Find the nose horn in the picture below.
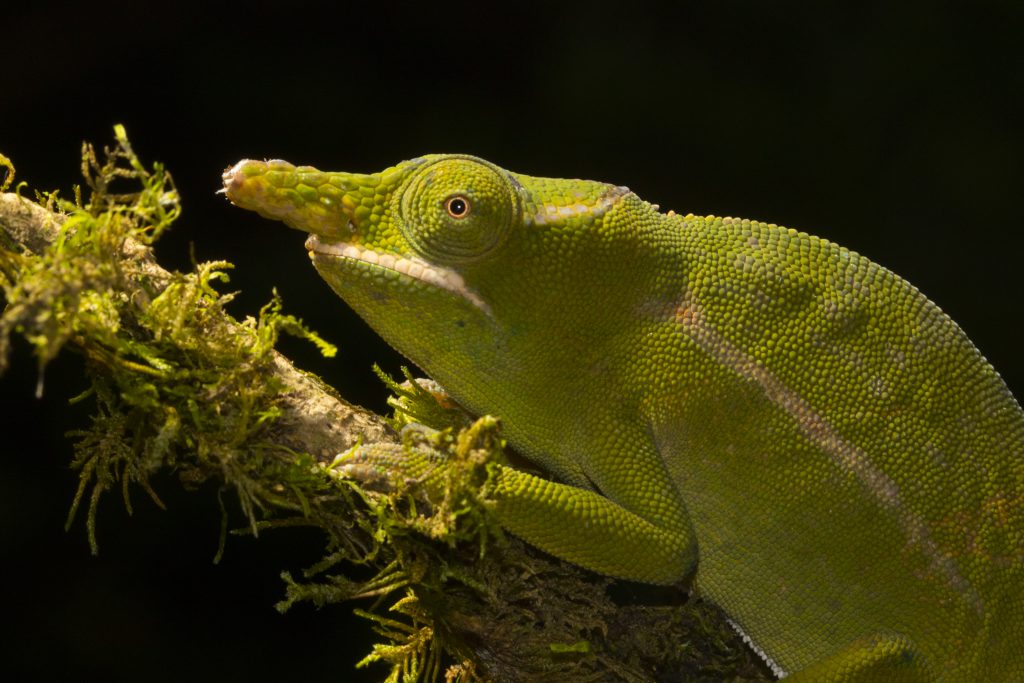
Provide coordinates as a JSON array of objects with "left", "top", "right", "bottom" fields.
[{"left": 222, "top": 159, "right": 373, "bottom": 239}]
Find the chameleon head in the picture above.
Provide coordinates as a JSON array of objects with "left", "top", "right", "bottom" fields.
[
  {"left": 222, "top": 155, "right": 524, "bottom": 316},
  {"left": 223, "top": 154, "right": 651, "bottom": 412}
]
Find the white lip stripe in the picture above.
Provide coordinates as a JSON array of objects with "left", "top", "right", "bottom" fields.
[
  {"left": 675, "top": 298, "right": 983, "bottom": 616},
  {"left": 305, "top": 235, "right": 491, "bottom": 315}
]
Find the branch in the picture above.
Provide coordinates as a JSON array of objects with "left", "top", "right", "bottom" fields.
[{"left": 0, "top": 131, "right": 772, "bottom": 682}]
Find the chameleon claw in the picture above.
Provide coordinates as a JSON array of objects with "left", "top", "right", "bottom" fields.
[
  {"left": 327, "top": 444, "right": 361, "bottom": 470},
  {"left": 334, "top": 461, "right": 400, "bottom": 493}
]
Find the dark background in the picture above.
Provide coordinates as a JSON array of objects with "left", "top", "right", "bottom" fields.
[{"left": 2, "top": 1, "right": 1022, "bottom": 681}]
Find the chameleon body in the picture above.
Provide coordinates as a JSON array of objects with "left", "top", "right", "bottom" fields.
[{"left": 224, "top": 155, "right": 1024, "bottom": 680}]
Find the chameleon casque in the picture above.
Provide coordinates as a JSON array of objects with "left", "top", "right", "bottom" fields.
[{"left": 224, "top": 154, "right": 1024, "bottom": 680}]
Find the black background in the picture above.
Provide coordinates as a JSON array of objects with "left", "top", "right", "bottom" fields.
[{"left": 2, "top": 1, "right": 1022, "bottom": 681}]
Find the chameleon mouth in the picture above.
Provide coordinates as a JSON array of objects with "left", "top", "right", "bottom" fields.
[{"left": 305, "top": 235, "right": 491, "bottom": 314}]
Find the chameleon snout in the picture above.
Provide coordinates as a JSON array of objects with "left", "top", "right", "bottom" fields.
[{"left": 222, "top": 158, "right": 372, "bottom": 241}]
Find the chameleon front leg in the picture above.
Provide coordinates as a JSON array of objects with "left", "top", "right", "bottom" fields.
[
  {"left": 785, "top": 634, "right": 935, "bottom": 682},
  {"left": 492, "top": 465, "right": 697, "bottom": 584},
  {"left": 336, "top": 429, "right": 697, "bottom": 586}
]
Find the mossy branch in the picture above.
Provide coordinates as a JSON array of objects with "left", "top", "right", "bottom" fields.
[{"left": 0, "top": 129, "right": 772, "bottom": 682}]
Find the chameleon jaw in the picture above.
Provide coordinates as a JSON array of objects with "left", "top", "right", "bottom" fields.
[{"left": 305, "top": 235, "right": 491, "bottom": 315}]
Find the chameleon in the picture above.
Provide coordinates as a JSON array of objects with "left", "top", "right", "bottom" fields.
[{"left": 223, "top": 154, "right": 1024, "bottom": 680}]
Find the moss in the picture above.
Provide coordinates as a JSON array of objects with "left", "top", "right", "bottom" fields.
[{"left": 0, "top": 128, "right": 773, "bottom": 682}]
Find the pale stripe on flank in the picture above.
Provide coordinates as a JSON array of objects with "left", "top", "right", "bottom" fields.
[{"left": 674, "top": 298, "right": 983, "bottom": 615}]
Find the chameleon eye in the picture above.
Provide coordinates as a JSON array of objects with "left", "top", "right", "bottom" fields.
[
  {"left": 446, "top": 196, "right": 471, "bottom": 219},
  {"left": 399, "top": 157, "right": 519, "bottom": 265}
]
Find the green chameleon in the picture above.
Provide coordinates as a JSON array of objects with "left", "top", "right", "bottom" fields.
[{"left": 223, "top": 154, "right": 1023, "bottom": 681}]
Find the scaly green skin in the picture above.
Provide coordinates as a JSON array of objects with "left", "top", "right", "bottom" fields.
[{"left": 224, "top": 155, "right": 1024, "bottom": 680}]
